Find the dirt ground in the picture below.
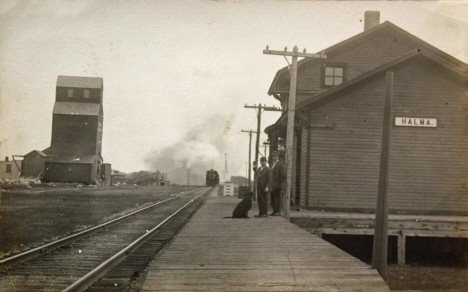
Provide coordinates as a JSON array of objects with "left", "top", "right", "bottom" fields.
[
  {"left": 387, "top": 264, "right": 468, "bottom": 290},
  {"left": 319, "top": 234, "right": 468, "bottom": 290},
  {"left": 0, "top": 185, "right": 197, "bottom": 257}
]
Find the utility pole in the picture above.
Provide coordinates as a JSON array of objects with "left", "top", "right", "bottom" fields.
[
  {"left": 244, "top": 104, "right": 281, "bottom": 166},
  {"left": 244, "top": 104, "right": 281, "bottom": 200},
  {"left": 262, "top": 140, "right": 270, "bottom": 158},
  {"left": 224, "top": 153, "right": 229, "bottom": 183},
  {"left": 245, "top": 162, "right": 248, "bottom": 186},
  {"left": 241, "top": 129, "right": 258, "bottom": 187},
  {"left": 264, "top": 45, "right": 326, "bottom": 221},
  {"left": 187, "top": 167, "right": 191, "bottom": 186},
  {"left": 372, "top": 71, "right": 394, "bottom": 279}
]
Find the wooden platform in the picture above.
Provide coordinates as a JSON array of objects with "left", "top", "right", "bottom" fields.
[
  {"left": 290, "top": 210, "right": 468, "bottom": 265},
  {"left": 142, "top": 189, "right": 390, "bottom": 291}
]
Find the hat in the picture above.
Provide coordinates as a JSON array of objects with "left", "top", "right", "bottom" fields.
[
  {"left": 271, "top": 151, "right": 279, "bottom": 157},
  {"left": 260, "top": 157, "right": 267, "bottom": 162}
]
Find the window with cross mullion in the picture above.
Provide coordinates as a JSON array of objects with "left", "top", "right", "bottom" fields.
[{"left": 322, "top": 63, "right": 347, "bottom": 88}]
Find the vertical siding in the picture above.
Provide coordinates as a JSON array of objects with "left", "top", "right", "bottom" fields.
[
  {"left": 306, "top": 58, "right": 468, "bottom": 214},
  {"left": 22, "top": 156, "right": 45, "bottom": 177}
]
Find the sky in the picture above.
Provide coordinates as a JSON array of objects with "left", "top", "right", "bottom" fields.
[{"left": 1, "top": 0, "right": 467, "bottom": 184}]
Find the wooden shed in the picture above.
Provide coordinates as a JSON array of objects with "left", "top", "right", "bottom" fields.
[
  {"left": 265, "top": 13, "right": 468, "bottom": 216},
  {"left": 21, "top": 150, "right": 52, "bottom": 178}
]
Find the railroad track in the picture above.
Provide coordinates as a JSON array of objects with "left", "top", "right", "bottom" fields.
[{"left": 0, "top": 187, "right": 213, "bottom": 292}]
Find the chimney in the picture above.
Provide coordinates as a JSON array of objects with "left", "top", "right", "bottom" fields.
[
  {"left": 364, "top": 11, "right": 380, "bottom": 31},
  {"left": 5, "top": 156, "right": 9, "bottom": 162}
]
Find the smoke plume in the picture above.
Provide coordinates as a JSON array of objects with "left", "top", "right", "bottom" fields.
[{"left": 144, "top": 115, "right": 234, "bottom": 185}]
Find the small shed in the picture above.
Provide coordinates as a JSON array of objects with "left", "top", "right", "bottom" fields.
[
  {"left": 100, "top": 163, "right": 112, "bottom": 186},
  {"left": 44, "top": 155, "right": 100, "bottom": 184},
  {"left": 22, "top": 150, "right": 49, "bottom": 178}
]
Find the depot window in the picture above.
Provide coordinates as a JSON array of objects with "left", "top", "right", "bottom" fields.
[
  {"left": 322, "top": 63, "right": 347, "bottom": 87},
  {"left": 84, "top": 89, "right": 90, "bottom": 98},
  {"left": 6, "top": 164, "right": 12, "bottom": 173},
  {"left": 67, "top": 89, "right": 74, "bottom": 98}
]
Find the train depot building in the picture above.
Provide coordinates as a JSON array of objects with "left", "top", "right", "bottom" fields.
[
  {"left": 21, "top": 75, "right": 110, "bottom": 185},
  {"left": 265, "top": 12, "right": 468, "bottom": 264}
]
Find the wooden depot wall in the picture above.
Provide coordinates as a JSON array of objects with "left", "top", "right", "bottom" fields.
[{"left": 299, "top": 57, "right": 468, "bottom": 215}]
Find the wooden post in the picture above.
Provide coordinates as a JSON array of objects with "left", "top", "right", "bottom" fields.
[
  {"left": 397, "top": 232, "right": 406, "bottom": 265},
  {"left": 282, "top": 47, "right": 299, "bottom": 221},
  {"left": 264, "top": 46, "right": 326, "bottom": 221},
  {"left": 249, "top": 131, "right": 253, "bottom": 187},
  {"left": 372, "top": 71, "right": 394, "bottom": 279},
  {"left": 241, "top": 130, "right": 257, "bottom": 187},
  {"left": 255, "top": 104, "right": 263, "bottom": 172},
  {"left": 305, "top": 108, "right": 311, "bottom": 208}
]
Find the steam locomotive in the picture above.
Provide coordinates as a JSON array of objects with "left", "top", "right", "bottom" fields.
[{"left": 206, "top": 169, "right": 220, "bottom": 187}]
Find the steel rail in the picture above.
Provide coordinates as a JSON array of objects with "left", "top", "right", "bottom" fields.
[
  {"left": 0, "top": 189, "right": 198, "bottom": 267},
  {"left": 62, "top": 188, "right": 209, "bottom": 292}
]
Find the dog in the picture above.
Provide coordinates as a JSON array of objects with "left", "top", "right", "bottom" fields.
[{"left": 232, "top": 191, "right": 253, "bottom": 218}]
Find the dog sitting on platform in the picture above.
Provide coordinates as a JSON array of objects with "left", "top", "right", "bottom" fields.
[{"left": 232, "top": 191, "right": 253, "bottom": 218}]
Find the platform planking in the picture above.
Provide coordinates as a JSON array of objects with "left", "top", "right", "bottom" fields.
[{"left": 142, "top": 189, "right": 390, "bottom": 291}]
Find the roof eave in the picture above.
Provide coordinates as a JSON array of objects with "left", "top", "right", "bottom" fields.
[
  {"left": 296, "top": 48, "right": 467, "bottom": 111},
  {"left": 267, "top": 22, "right": 395, "bottom": 96},
  {"left": 265, "top": 112, "right": 287, "bottom": 133},
  {"left": 267, "top": 20, "right": 468, "bottom": 99}
]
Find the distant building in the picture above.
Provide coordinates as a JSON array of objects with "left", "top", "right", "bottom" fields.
[
  {"left": 231, "top": 176, "right": 250, "bottom": 186},
  {"left": 132, "top": 171, "right": 167, "bottom": 186},
  {"left": 111, "top": 170, "right": 132, "bottom": 185},
  {"left": 22, "top": 75, "right": 107, "bottom": 184},
  {"left": 1, "top": 156, "right": 22, "bottom": 180}
]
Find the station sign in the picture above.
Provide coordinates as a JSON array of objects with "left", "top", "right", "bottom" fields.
[{"left": 395, "top": 117, "right": 437, "bottom": 128}]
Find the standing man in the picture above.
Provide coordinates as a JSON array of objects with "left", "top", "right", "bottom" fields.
[
  {"left": 270, "top": 151, "right": 285, "bottom": 216},
  {"left": 255, "top": 157, "right": 271, "bottom": 218}
]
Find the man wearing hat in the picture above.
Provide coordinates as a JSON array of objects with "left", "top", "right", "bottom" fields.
[
  {"left": 255, "top": 156, "right": 271, "bottom": 217},
  {"left": 270, "top": 151, "right": 285, "bottom": 216}
]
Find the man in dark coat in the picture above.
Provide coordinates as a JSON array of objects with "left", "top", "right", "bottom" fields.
[
  {"left": 255, "top": 157, "right": 271, "bottom": 217},
  {"left": 270, "top": 151, "right": 285, "bottom": 216}
]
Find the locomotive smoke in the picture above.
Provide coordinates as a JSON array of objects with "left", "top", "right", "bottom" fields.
[{"left": 145, "top": 115, "right": 233, "bottom": 184}]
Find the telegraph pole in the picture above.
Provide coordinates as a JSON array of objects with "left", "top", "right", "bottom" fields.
[
  {"left": 244, "top": 104, "right": 281, "bottom": 200},
  {"left": 264, "top": 45, "right": 326, "bottom": 221},
  {"left": 224, "top": 153, "right": 229, "bottom": 183},
  {"left": 245, "top": 162, "right": 248, "bottom": 186},
  {"left": 241, "top": 129, "right": 258, "bottom": 187},
  {"left": 262, "top": 140, "right": 270, "bottom": 158},
  {"left": 244, "top": 104, "right": 281, "bottom": 166}
]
